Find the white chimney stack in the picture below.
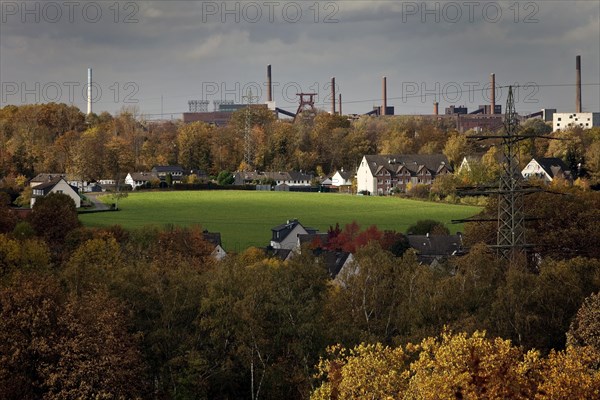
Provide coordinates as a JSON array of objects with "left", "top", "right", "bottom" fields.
[{"left": 87, "top": 68, "right": 92, "bottom": 115}]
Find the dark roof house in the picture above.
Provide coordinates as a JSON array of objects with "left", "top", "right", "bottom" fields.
[
  {"left": 407, "top": 233, "right": 464, "bottom": 266},
  {"left": 522, "top": 157, "right": 571, "bottom": 183}
]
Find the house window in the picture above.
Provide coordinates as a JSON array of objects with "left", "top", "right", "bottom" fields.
[
  {"left": 56, "top": 190, "right": 63, "bottom": 194},
  {"left": 558, "top": 117, "right": 561, "bottom": 121}
]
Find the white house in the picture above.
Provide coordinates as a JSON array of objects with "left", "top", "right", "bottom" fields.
[
  {"left": 357, "top": 154, "right": 452, "bottom": 195},
  {"left": 125, "top": 172, "right": 157, "bottom": 190},
  {"left": 553, "top": 112, "right": 600, "bottom": 131},
  {"left": 521, "top": 158, "right": 571, "bottom": 183},
  {"left": 30, "top": 177, "right": 81, "bottom": 208},
  {"left": 331, "top": 169, "right": 353, "bottom": 187},
  {"left": 202, "top": 230, "right": 227, "bottom": 261}
]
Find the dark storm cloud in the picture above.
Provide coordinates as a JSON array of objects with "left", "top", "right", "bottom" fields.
[{"left": 1, "top": 1, "right": 598, "bottom": 115}]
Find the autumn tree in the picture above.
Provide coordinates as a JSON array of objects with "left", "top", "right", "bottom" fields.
[
  {"left": 406, "top": 219, "right": 450, "bottom": 235},
  {"left": 443, "top": 132, "right": 471, "bottom": 168},
  {"left": 177, "top": 122, "right": 214, "bottom": 173},
  {"left": 567, "top": 291, "right": 600, "bottom": 351},
  {"left": 311, "top": 343, "right": 410, "bottom": 400},
  {"left": 0, "top": 272, "right": 149, "bottom": 399},
  {"left": 28, "top": 192, "right": 80, "bottom": 244}
]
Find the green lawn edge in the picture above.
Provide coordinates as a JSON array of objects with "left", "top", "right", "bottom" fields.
[{"left": 78, "top": 191, "right": 482, "bottom": 252}]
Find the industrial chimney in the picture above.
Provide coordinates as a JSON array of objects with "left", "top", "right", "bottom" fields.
[
  {"left": 331, "top": 77, "right": 336, "bottom": 114},
  {"left": 87, "top": 68, "right": 92, "bottom": 115},
  {"left": 382, "top": 76, "right": 387, "bottom": 116},
  {"left": 490, "top": 73, "right": 496, "bottom": 115},
  {"left": 576, "top": 55, "right": 582, "bottom": 113},
  {"left": 339, "top": 93, "right": 342, "bottom": 115},
  {"left": 434, "top": 101, "right": 439, "bottom": 115},
  {"left": 267, "top": 64, "right": 273, "bottom": 102}
]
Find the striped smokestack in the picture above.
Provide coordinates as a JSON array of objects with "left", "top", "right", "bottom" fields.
[
  {"left": 267, "top": 64, "right": 273, "bottom": 102},
  {"left": 382, "top": 76, "right": 387, "bottom": 116},
  {"left": 576, "top": 55, "right": 582, "bottom": 113},
  {"left": 490, "top": 73, "right": 496, "bottom": 115},
  {"left": 331, "top": 77, "right": 336, "bottom": 114}
]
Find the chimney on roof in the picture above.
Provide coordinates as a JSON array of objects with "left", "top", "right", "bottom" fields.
[
  {"left": 490, "top": 73, "right": 496, "bottom": 115},
  {"left": 339, "top": 93, "right": 342, "bottom": 115},
  {"left": 267, "top": 64, "right": 273, "bottom": 102},
  {"left": 382, "top": 76, "right": 387, "bottom": 116},
  {"left": 576, "top": 55, "right": 582, "bottom": 113}
]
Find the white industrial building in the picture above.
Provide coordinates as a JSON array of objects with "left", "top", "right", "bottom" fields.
[{"left": 553, "top": 112, "right": 600, "bottom": 131}]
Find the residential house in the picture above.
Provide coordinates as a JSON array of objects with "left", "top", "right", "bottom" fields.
[
  {"left": 314, "top": 249, "right": 354, "bottom": 279},
  {"left": 202, "top": 230, "right": 227, "bottom": 261},
  {"left": 357, "top": 154, "right": 453, "bottom": 195},
  {"left": 233, "top": 171, "right": 265, "bottom": 185},
  {"left": 320, "top": 175, "right": 333, "bottom": 186},
  {"left": 263, "top": 247, "right": 294, "bottom": 262},
  {"left": 233, "top": 171, "right": 313, "bottom": 187},
  {"left": 125, "top": 172, "right": 158, "bottom": 190},
  {"left": 331, "top": 169, "right": 354, "bottom": 193},
  {"left": 407, "top": 233, "right": 464, "bottom": 266},
  {"left": 270, "top": 219, "right": 317, "bottom": 250},
  {"left": 30, "top": 173, "right": 68, "bottom": 187},
  {"left": 521, "top": 158, "right": 571, "bottom": 183},
  {"left": 152, "top": 165, "right": 185, "bottom": 185},
  {"left": 30, "top": 177, "right": 81, "bottom": 208}
]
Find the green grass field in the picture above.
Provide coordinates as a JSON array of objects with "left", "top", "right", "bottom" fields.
[{"left": 79, "top": 191, "right": 481, "bottom": 252}]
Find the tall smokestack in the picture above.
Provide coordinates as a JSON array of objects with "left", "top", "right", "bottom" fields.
[
  {"left": 576, "top": 55, "right": 582, "bottom": 113},
  {"left": 267, "top": 64, "right": 273, "bottom": 102},
  {"left": 331, "top": 77, "right": 336, "bottom": 114},
  {"left": 434, "top": 101, "right": 439, "bottom": 115},
  {"left": 87, "top": 68, "right": 92, "bottom": 115},
  {"left": 490, "top": 73, "right": 496, "bottom": 115},
  {"left": 339, "top": 93, "right": 342, "bottom": 115},
  {"left": 382, "top": 76, "right": 387, "bottom": 116}
]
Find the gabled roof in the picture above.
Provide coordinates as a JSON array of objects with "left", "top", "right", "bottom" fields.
[
  {"left": 271, "top": 219, "right": 305, "bottom": 243},
  {"left": 363, "top": 154, "right": 452, "bottom": 176},
  {"left": 30, "top": 173, "right": 67, "bottom": 183},
  {"left": 202, "top": 231, "right": 222, "bottom": 247},
  {"left": 128, "top": 172, "right": 157, "bottom": 182},
  {"left": 313, "top": 249, "right": 352, "bottom": 278},
  {"left": 32, "top": 177, "right": 79, "bottom": 197},
  {"left": 264, "top": 171, "right": 292, "bottom": 181},
  {"left": 408, "top": 234, "right": 464, "bottom": 264},
  {"left": 264, "top": 247, "right": 292, "bottom": 261},
  {"left": 32, "top": 177, "right": 63, "bottom": 194},
  {"left": 288, "top": 171, "right": 313, "bottom": 181},
  {"left": 534, "top": 158, "right": 570, "bottom": 179},
  {"left": 335, "top": 170, "right": 353, "bottom": 180},
  {"left": 152, "top": 165, "right": 185, "bottom": 174}
]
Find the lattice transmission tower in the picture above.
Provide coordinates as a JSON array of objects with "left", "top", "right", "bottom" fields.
[
  {"left": 457, "top": 86, "right": 548, "bottom": 265},
  {"left": 495, "top": 86, "right": 527, "bottom": 262}
]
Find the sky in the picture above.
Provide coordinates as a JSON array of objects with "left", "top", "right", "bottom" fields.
[{"left": 1, "top": 0, "right": 599, "bottom": 119}]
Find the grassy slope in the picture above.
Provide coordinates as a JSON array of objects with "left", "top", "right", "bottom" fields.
[{"left": 79, "top": 191, "right": 481, "bottom": 252}]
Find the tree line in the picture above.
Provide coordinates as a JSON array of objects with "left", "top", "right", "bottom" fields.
[
  {"left": 1, "top": 189, "right": 600, "bottom": 398},
  {"left": 3, "top": 103, "right": 598, "bottom": 192}
]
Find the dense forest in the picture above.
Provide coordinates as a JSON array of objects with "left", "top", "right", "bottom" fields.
[{"left": 2, "top": 103, "right": 600, "bottom": 398}]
